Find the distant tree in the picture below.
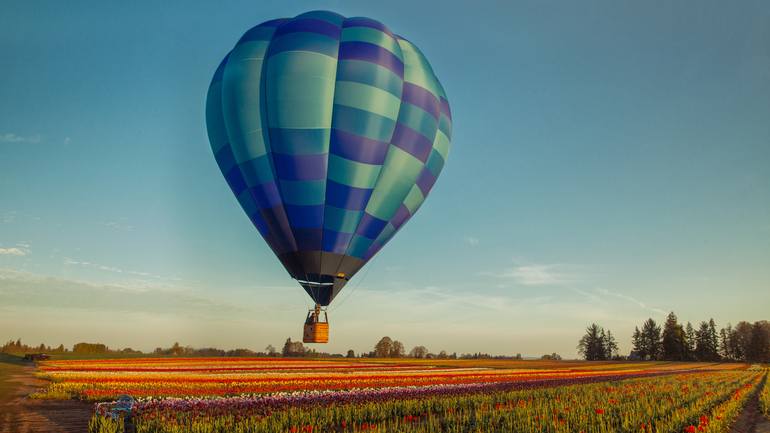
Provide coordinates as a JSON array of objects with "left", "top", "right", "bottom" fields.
[
  {"left": 747, "top": 321, "right": 770, "bottom": 363},
  {"left": 374, "top": 337, "right": 393, "bottom": 358},
  {"left": 390, "top": 340, "right": 405, "bottom": 358},
  {"left": 346, "top": 349, "right": 355, "bottom": 358},
  {"left": 685, "top": 322, "right": 696, "bottom": 360},
  {"left": 662, "top": 312, "right": 687, "bottom": 361},
  {"left": 694, "top": 321, "right": 719, "bottom": 361},
  {"left": 409, "top": 346, "right": 429, "bottom": 359},
  {"left": 719, "top": 324, "right": 733, "bottom": 360},
  {"left": 265, "top": 345, "right": 277, "bottom": 356},
  {"left": 438, "top": 350, "right": 448, "bottom": 359},
  {"left": 732, "top": 321, "right": 754, "bottom": 361},
  {"left": 282, "top": 338, "right": 305, "bottom": 357},
  {"left": 168, "top": 342, "right": 183, "bottom": 356},
  {"left": 227, "top": 348, "right": 256, "bottom": 357},
  {"left": 73, "top": 342, "right": 109, "bottom": 354},
  {"left": 513, "top": 353, "right": 522, "bottom": 360},
  {"left": 604, "top": 330, "right": 619, "bottom": 360},
  {"left": 578, "top": 323, "right": 606, "bottom": 361},
  {"left": 600, "top": 328, "right": 607, "bottom": 358},
  {"left": 630, "top": 327, "right": 643, "bottom": 359},
  {"left": 541, "top": 353, "right": 562, "bottom": 360},
  {"left": 708, "top": 319, "right": 720, "bottom": 360},
  {"left": 640, "top": 319, "right": 662, "bottom": 360}
]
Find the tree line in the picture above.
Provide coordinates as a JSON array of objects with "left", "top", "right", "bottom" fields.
[
  {"left": 361, "top": 337, "right": 560, "bottom": 360},
  {"left": 1, "top": 339, "right": 141, "bottom": 355},
  {"left": 0, "top": 339, "right": 341, "bottom": 358},
  {"left": 2, "top": 336, "right": 562, "bottom": 360},
  {"left": 578, "top": 313, "right": 770, "bottom": 363}
]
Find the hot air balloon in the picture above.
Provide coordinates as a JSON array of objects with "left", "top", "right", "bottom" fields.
[{"left": 206, "top": 10, "right": 451, "bottom": 343}]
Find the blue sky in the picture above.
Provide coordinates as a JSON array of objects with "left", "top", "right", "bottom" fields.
[{"left": 1, "top": 1, "right": 769, "bottom": 358}]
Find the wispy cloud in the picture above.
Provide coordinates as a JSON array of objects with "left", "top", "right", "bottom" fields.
[
  {"left": 0, "top": 247, "right": 27, "bottom": 256},
  {"left": 63, "top": 258, "right": 182, "bottom": 285},
  {"left": 0, "top": 268, "right": 245, "bottom": 317},
  {"left": 1, "top": 211, "right": 17, "bottom": 224},
  {"left": 464, "top": 236, "right": 480, "bottom": 247},
  {"left": 0, "top": 133, "right": 42, "bottom": 144},
  {"left": 594, "top": 287, "right": 668, "bottom": 316},
  {"left": 485, "top": 261, "right": 580, "bottom": 286},
  {"left": 101, "top": 220, "right": 135, "bottom": 231}
]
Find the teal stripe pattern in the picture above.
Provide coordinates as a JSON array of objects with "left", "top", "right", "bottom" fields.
[{"left": 206, "top": 11, "right": 451, "bottom": 306}]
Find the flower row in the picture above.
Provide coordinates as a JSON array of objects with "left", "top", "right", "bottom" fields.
[
  {"left": 35, "top": 366, "right": 686, "bottom": 401},
  {"left": 88, "top": 371, "right": 763, "bottom": 433}
]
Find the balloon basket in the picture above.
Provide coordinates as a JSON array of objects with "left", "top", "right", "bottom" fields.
[{"left": 303, "top": 305, "right": 329, "bottom": 343}]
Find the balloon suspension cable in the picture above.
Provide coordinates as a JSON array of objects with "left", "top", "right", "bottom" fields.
[
  {"left": 328, "top": 253, "right": 378, "bottom": 313},
  {"left": 297, "top": 264, "right": 315, "bottom": 309}
]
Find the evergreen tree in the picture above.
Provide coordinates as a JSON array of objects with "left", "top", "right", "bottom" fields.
[
  {"left": 685, "top": 322, "right": 696, "bottom": 360},
  {"left": 694, "top": 321, "right": 718, "bottom": 361},
  {"left": 708, "top": 319, "right": 720, "bottom": 361},
  {"left": 719, "top": 324, "right": 733, "bottom": 360},
  {"left": 578, "top": 323, "right": 607, "bottom": 361},
  {"left": 631, "top": 327, "right": 643, "bottom": 359},
  {"left": 640, "top": 318, "right": 662, "bottom": 360},
  {"left": 662, "top": 312, "right": 686, "bottom": 361},
  {"left": 604, "top": 330, "right": 619, "bottom": 360},
  {"left": 599, "top": 328, "right": 607, "bottom": 359}
]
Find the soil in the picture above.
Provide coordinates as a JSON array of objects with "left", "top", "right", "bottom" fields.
[
  {"left": 729, "top": 380, "right": 770, "bottom": 433},
  {"left": 0, "top": 361, "right": 91, "bottom": 433}
]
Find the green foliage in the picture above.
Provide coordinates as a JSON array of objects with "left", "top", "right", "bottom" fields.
[
  {"left": 577, "top": 324, "right": 616, "bottom": 360},
  {"left": 662, "top": 312, "right": 688, "bottom": 361},
  {"left": 760, "top": 371, "right": 770, "bottom": 418},
  {"left": 634, "top": 319, "right": 663, "bottom": 360}
]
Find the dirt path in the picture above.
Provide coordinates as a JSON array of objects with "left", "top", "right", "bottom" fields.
[
  {"left": 730, "top": 377, "right": 770, "bottom": 433},
  {"left": 0, "top": 357, "right": 91, "bottom": 433}
]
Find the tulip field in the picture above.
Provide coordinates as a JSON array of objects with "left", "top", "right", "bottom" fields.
[
  {"left": 28, "top": 358, "right": 766, "bottom": 433},
  {"left": 761, "top": 372, "right": 770, "bottom": 417},
  {"left": 33, "top": 358, "right": 730, "bottom": 401}
]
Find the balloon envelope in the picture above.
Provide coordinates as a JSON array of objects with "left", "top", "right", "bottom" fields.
[{"left": 206, "top": 11, "right": 452, "bottom": 306}]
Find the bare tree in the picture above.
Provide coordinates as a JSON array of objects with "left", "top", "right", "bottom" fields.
[
  {"left": 374, "top": 337, "right": 393, "bottom": 358},
  {"left": 390, "top": 340, "right": 405, "bottom": 358},
  {"left": 409, "top": 346, "right": 429, "bottom": 358}
]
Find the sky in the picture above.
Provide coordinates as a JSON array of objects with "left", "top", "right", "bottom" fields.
[{"left": 1, "top": 1, "right": 769, "bottom": 358}]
